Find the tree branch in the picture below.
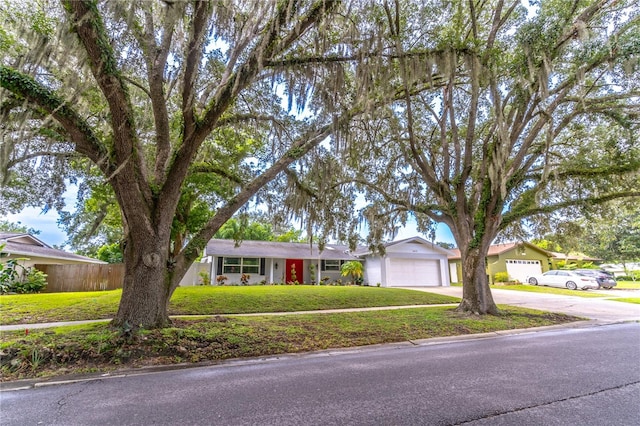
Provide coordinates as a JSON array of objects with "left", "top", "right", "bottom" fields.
[
  {"left": 502, "top": 191, "right": 640, "bottom": 227},
  {"left": 159, "top": 0, "right": 341, "bottom": 240},
  {"left": 189, "top": 163, "right": 245, "bottom": 185},
  {"left": 136, "top": 5, "right": 177, "bottom": 184},
  {"left": 6, "top": 151, "right": 79, "bottom": 169},
  {"left": 181, "top": 0, "right": 210, "bottom": 143},
  {"left": 63, "top": 0, "right": 153, "bottom": 216},
  {"left": 0, "top": 66, "right": 107, "bottom": 167}
]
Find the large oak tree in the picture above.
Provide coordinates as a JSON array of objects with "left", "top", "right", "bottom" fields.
[
  {"left": 0, "top": 0, "right": 371, "bottom": 328},
  {"left": 283, "top": 0, "right": 640, "bottom": 314}
]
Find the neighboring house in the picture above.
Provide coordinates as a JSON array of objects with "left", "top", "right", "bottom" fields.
[
  {"left": 201, "top": 236, "right": 452, "bottom": 287},
  {"left": 448, "top": 242, "right": 553, "bottom": 284},
  {"left": 599, "top": 263, "right": 640, "bottom": 277},
  {"left": 0, "top": 233, "right": 105, "bottom": 268},
  {"left": 548, "top": 252, "right": 601, "bottom": 269}
]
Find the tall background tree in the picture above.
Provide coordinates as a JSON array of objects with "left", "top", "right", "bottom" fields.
[
  {"left": 281, "top": 0, "right": 640, "bottom": 314},
  {"left": 536, "top": 199, "right": 640, "bottom": 268},
  {"left": 0, "top": 219, "right": 41, "bottom": 235}
]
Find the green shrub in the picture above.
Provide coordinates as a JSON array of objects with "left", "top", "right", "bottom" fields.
[
  {"left": 494, "top": 272, "right": 510, "bottom": 283},
  {"left": 617, "top": 271, "right": 640, "bottom": 281},
  {"left": 96, "top": 243, "right": 123, "bottom": 263},
  {"left": 1, "top": 258, "right": 22, "bottom": 293},
  {"left": 0, "top": 262, "right": 47, "bottom": 294},
  {"left": 198, "top": 271, "right": 211, "bottom": 286}
]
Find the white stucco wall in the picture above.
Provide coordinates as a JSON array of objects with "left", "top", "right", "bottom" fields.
[{"left": 364, "top": 256, "right": 382, "bottom": 286}]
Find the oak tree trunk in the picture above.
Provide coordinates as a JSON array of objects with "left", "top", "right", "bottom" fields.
[
  {"left": 112, "top": 231, "right": 178, "bottom": 329},
  {"left": 457, "top": 248, "right": 499, "bottom": 315}
]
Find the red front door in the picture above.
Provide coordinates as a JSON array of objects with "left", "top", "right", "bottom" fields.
[{"left": 285, "top": 259, "right": 304, "bottom": 284}]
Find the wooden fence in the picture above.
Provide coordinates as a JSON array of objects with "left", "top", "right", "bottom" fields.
[
  {"left": 36, "top": 263, "right": 126, "bottom": 292},
  {"left": 35, "top": 262, "right": 211, "bottom": 292}
]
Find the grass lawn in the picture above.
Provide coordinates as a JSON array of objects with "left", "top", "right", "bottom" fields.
[
  {"left": 0, "top": 286, "right": 459, "bottom": 325},
  {"left": 615, "top": 281, "right": 640, "bottom": 290},
  {"left": 609, "top": 298, "right": 640, "bottom": 304},
  {"left": 0, "top": 305, "right": 578, "bottom": 381},
  {"left": 490, "top": 284, "right": 608, "bottom": 297}
]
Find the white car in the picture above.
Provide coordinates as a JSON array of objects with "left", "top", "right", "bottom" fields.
[{"left": 527, "top": 270, "right": 599, "bottom": 290}]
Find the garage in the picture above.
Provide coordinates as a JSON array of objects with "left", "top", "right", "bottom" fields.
[
  {"left": 387, "top": 258, "right": 442, "bottom": 287},
  {"left": 357, "top": 237, "right": 452, "bottom": 287},
  {"left": 506, "top": 259, "right": 542, "bottom": 283}
]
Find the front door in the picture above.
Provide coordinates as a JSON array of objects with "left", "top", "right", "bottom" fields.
[{"left": 285, "top": 259, "right": 304, "bottom": 284}]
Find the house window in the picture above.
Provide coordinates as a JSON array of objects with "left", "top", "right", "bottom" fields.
[
  {"left": 321, "top": 260, "right": 344, "bottom": 271},
  {"left": 222, "top": 257, "right": 260, "bottom": 274}
]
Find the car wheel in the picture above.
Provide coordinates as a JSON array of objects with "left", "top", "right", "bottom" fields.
[
  {"left": 604, "top": 286, "right": 612, "bottom": 290},
  {"left": 528, "top": 278, "right": 538, "bottom": 285},
  {"left": 566, "top": 281, "right": 577, "bottom": 290}
]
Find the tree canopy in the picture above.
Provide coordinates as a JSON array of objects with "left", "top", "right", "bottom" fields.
[
  {"left": 280, "top": 0, "right": 640, "bottom": 313},
  {"left": 536, "top": 199, "right": 640, "bottom": 265},
  {"left": 1, "top": 0, "right": 364, "bottom": 328},
  {"left": 0, "top": 219, "right": 41, "bottom": 235}
]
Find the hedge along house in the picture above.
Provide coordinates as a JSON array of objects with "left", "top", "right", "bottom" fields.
[
  {"left": 448, "top": 242, "right": 553, "bottom": 284},
  {"left": 201, "top": 236, "right": 452, "bottom": 287},
  {"left": 202, "top": 239, "right": 360, "bottom": 285}
]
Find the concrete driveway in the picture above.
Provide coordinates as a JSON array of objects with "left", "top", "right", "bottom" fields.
[{"left": 405, "top": 286, "right": 640, "bottom": 323}]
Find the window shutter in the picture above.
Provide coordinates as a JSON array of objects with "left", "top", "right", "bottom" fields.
[
  {"left": 259, "top": 258, "right": 265, "bottom": 275},
  {"left": 321, "top": 260, "right": 326, "bottom": 271},
  {"left": 217, "top": 257, "right": 223, "bottom": 275}
]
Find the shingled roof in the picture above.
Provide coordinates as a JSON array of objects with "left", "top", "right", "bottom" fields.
[
  {"left": 448, "top": 242, "right": 553, "bottom": 260},
  {"left": 205, "top": 239, "right": 361, "bottom": 260},
  {"left": 0, "top": 233, "right": 105, "bottom": 264}
]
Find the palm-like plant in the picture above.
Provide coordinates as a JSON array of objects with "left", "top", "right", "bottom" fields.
[{"left": 340, "top": 261, "right": 364, "bottom": 285}]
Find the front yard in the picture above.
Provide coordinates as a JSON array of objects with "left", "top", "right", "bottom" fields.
[
  {"left": 490, "top": 284, "right": 608, "bottom": 297},
  {"left": 1, "top": 305, "right": 577, "bottom": 382},
  {"left": 0, "top": 285, "right": 583, "bottom": 382},
  {"left": 615, "top": 281, "right": 640, "bottom": 290},
  {"left": 0, "top": 285, "right": 458, "bottom": 325}
]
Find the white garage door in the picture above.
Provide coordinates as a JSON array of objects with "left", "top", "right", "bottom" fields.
[
  {"left": 505, "top": 259, "right": 542, "bottom": 283},
  {"left": 387, "top": 258, "right": 441, "bottom": 287}
]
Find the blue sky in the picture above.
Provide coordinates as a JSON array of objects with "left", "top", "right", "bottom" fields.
[{"left": 4, "top": 206, "right": 67, "bottom": 247}]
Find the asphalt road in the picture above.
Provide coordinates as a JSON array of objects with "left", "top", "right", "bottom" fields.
[{"left": 2, "top": 322, "right": 639, "bottom": 425}]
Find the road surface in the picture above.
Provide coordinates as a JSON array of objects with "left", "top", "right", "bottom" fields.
[{"left": 2, "top": 322, "right": 639, "bottom": 425}]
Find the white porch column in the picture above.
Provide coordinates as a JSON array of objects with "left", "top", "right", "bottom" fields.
[{"left": 269, "top": 259, "right": 274, "bottom": 284}]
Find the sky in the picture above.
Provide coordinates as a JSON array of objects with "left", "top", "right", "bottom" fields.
[
  {"left": 4, "top": 206, "right": 70, "bottom": 248},
  {"left": 3, "top": 184, "right": 457, "bottom": 249}
]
